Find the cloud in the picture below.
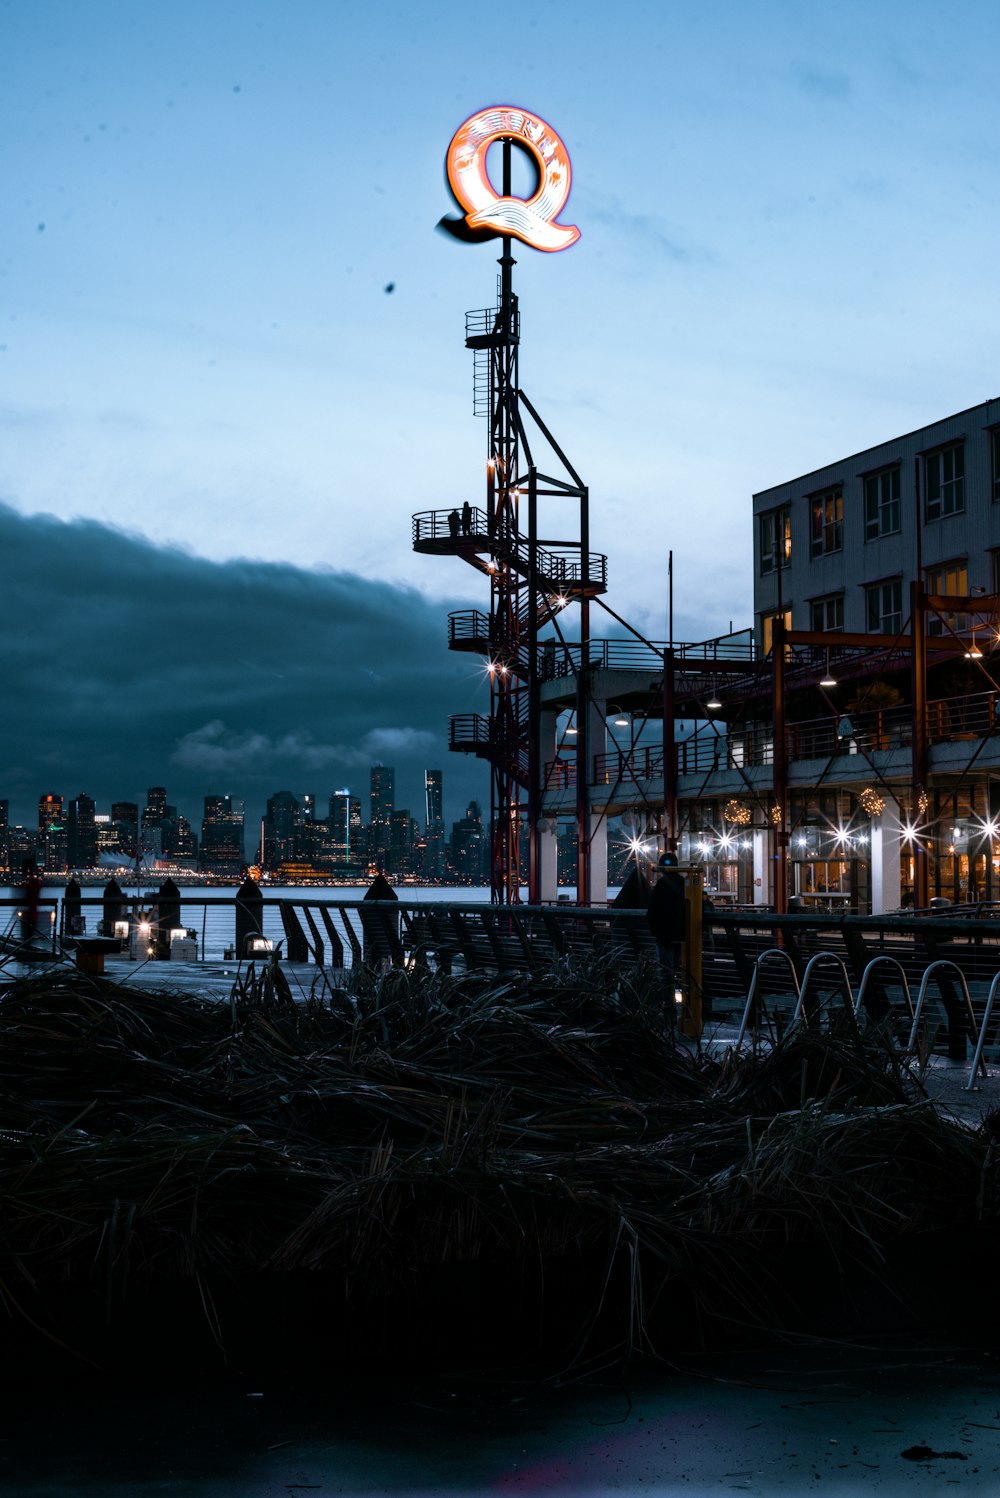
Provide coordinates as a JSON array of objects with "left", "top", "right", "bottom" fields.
[
  {"left": 581, "top": 193, "right": 718, "bottom": 266},
  {"left": 793, "top": 64, "right": 852, "bottom": 101},
  {"left": 363, "top": 727, "right": 436, "bottom": 756},
  {"left": 0, "top": 503, "right": 485, "bottom": 828}
]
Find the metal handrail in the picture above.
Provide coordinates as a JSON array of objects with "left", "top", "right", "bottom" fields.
[
  {"left": 736, "top": 948, "right": 800, "bottom": 1045},
  {"left": 412, "top": 509, "right": 607, "bottom": 591}
]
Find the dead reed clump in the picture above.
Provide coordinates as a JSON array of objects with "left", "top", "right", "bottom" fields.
[{"left": 0, "top": 960, "right": 993, "bottom": 1367}]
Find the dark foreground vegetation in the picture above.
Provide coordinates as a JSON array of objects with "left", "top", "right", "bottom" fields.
[{"left": 0, "top": 958, "right": 997, "bottom": 1376}]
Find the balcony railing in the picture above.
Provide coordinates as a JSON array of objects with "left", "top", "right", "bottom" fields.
[
  {"left": 572, "top": 686, "right": 1000, "bottom": 791},
  {"left": 412, "top": 509, "right": 607, "bottom": 594}
]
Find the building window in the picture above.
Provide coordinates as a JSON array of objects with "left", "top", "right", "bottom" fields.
[
  {"left": 925, "top": 442, "right": 964, "bottom": 521},
  {"left": 810, "top": 594, "right": 844, "bottom": 632},
  {"left": 810, "top": 488, "right": 843, "bottom": 558},
  {"left": 864, "top": 467, "right": 900, "bottom": 540},
  {"left": 866, "top": 578, "right": 902, "bottom": 636},
  {"left": 760, "top": 506, "right": 791, "bottom": 574},
  {"left": 926, "top": 560, "right": 968, "bottom": 637},
  {"left": 761, "top": 609, "right": 792, "bottom": 656},
  {"left": 992, "top": 429, "right": 1000, "bottom": 503}
]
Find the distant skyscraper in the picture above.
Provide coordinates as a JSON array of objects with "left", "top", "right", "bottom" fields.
[
  {"left": 37, "top": 793, "right": 67, "bottom": 872},
  {"left": 38, "top": 793, "right": 63, "bottom": 832},
  {"left": 389, "top": 809, "right": 418, "bottom": 875},
  {"left": 200, "top": 795, "right": 244, "bottom": 874},
  {"left": 111, "top": 802, "right": 139, "bottom": 858},
  {"left": 369, "top": 764, "right": 394, "bottom": 867},
  {"left": 66, "top": 792, "right": 97, "bottom": 869},
  {"left": 144, "top": 787, "right": 168, "bottom": 825},
  {"left": 263, "top": 791, "right": 302, "bottom": 869},
  {"left": 329, "top": 790, "right": 363, "bottom": 867},
  {"left": 424, "top": 769, "right": 445, "bottom": 878},
  {"left": 302, "top": 793, "right": 316, "bottom": 823},
  {"left": 451, "top": 800, "right": 485, "bottom": 883}
]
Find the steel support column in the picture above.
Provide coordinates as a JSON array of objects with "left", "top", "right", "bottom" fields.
[
  {"left": 910, "top": 579, "right": 929, "bottom": 909},
  {"left": 772, "top": 614, "right": 788, "bottom": 914}
]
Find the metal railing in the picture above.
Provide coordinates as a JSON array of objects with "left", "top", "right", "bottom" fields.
[{"left": 412, "top": 509, "right": 607, "bottom": 593}]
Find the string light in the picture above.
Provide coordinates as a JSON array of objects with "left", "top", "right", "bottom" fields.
[
  {"left": 859, "top": 786, "right": 885, "bottom": 817},
  {"left": 770, "top": 803, "right": 783, "bottom": 826},
  {"left": 723, "top": 799, "right": 751, "bottom": 825}
]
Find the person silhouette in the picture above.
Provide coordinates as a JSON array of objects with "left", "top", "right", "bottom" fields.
[
  {"left": 447, "top": 509, "right": 460, "bottom": 539},
  {"left": 461, "top": 501, "right": 472, "bottom": 534}
]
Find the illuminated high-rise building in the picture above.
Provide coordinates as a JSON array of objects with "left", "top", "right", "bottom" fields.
[
  {"left": 200, "top": 795, "right": 244, "bottom": 874},
  {"left": 424, "top": 769, "right": 445, "bottom": 878},
  {"left": 262, "top": 791, "right": 301, "bottom": 869},
  {"left": 329, "top": 790, "right": 363, "bottom": 867},
  {"left": 369, "top": 764, "right": 394, "bottom": 866},
  {"left": 66, "top": 792, "right": 97, "bottom": 869},
  {"left": 38, "top": 793, "right": 67, "bottom": 871}
]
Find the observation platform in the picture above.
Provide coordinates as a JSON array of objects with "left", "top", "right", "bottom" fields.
[{"left": 412, "top": 508, "right": 608, "bottom": 598}]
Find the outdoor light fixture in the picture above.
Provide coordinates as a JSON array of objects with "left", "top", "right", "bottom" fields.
[
  {"left": 966, "top": 628, "right": 983, "bottom": 660},
  {"left": 614, "top": 708, "right": 629, "bottom": 726},
  {"left": 706, "top": 679, "right": 722, "bottom": 711},
  {"left": 819, "top": 649, "right": 837, "bottom": 688}
]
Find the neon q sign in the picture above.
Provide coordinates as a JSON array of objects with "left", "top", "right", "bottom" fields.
[{"left": 444, "top": 106, "right": 580, "bottom": 253}]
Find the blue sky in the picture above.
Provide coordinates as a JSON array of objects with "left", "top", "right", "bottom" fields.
[{"left": 3, "top": 0, "right": 1000, "bottom": 825}]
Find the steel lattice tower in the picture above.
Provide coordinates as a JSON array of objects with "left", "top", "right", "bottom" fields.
[{"left": 414, "top": 132, "right": 606, "bottom": 903}]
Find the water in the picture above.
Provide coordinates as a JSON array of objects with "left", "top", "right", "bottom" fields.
[
  {"left": 1, "top": 882, "right": 497, "bottom": 964},
  {"left": 1, "top": 883, "right": 619, "bottom": 964}
]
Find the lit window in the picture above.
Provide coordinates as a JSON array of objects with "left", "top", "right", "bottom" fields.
[
  {"left": 864, "top": 467, "right": 900, "bottom": 540},
  {"left": 761, "top": 609, "right": 792, "bottom": 656},
  {"left": 810, "top": 489, "right": 843, "bottom": 558},
  {"left": 810, "top": 594, "right": 844, "bottom": 632},
  {"left": 866, "top": 578, "right": 902, "bottom": 635},
  {"left": 925, "top": 443, "right": 964, "bottom": 521},
  {"left": 926, "top": 560, "right": 968, "bottom": 637},
  {"left": 760, "top": 506, "right": 791, "bottom": 575}
]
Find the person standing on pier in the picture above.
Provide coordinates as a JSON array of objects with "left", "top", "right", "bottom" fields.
[{"left": 647, "top": 852, "right": 685, "bottom": 1032}]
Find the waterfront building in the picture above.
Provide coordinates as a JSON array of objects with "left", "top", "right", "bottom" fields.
[
  {"left": 754, "top": 397, "right": 1000, "bottom": 650},
  {"left": 529, "top": 398, "right": 1000, "bottom": 913}
]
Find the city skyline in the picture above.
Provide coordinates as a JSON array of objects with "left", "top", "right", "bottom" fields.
[
  {"left": 5, "top": 4, "right": 1000, "bottom": 842},
  {"left": 5, "top": 766, "right": 491, "bottom": 879}
]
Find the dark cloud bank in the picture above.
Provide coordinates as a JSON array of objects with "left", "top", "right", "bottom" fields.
[{"left": 4, "top": 504, "right": 486, "bottom": 831}]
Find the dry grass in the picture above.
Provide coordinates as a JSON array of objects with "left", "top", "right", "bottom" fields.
[{"left": 0, "top": 956, "right": 992, "bottom": 1365}]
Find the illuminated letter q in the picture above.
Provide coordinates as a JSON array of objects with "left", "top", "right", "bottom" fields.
[{"left": 445, "top": 106, "right": 580, "bottom": 254}]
